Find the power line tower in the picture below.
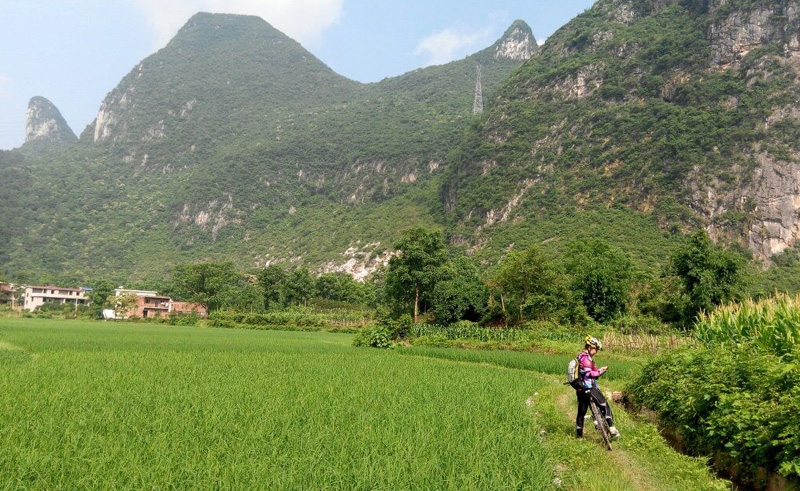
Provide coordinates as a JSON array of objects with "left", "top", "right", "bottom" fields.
[{"left": 472, "top": 65, "right": 483, "bottom": 115}]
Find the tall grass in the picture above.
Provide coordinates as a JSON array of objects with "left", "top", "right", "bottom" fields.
[
  {"left": 602, "top": 331, "right": 693, "bottom": 354},
  {"left": 695, "top": 293, "right": 800, "bottom": 357},
  {"left": 209, "top": 307, "right": 371, "bottom": 332}
]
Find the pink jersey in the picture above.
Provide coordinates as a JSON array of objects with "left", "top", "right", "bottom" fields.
[{"left": 577, "top": 350, "right": 605, "bottom": 389}]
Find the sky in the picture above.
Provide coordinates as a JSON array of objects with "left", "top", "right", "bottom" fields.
[{"left": 0, "top": 0, "right": 596, "bottom": 150}]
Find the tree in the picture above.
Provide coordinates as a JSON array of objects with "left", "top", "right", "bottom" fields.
[
  {"left": 492, "top": 246, "right": 562, "bottom": 324},
  {"left": 316, "top": 272, "right": 363, "bottom": 303},
  {"left": 284, "top": 268, "right": 315, "bottom": 306},
  {"left": 113, "top": 292, "right": 139, "bottom": 318},
  {"left": 430, "top": 256, "right": 488, "bottom": 325},
  {"left": 217, "top": 280, "right": 263, "bottom": 313},
  {"left": 172, "top": 262, "right": 241, "bottom": 312},
  {"left": 88, "top": 279, "right": 115, "bottom": 319},
  {"left": 565, "top": 239, "right": 632, "bottom": 323},
  {"left": 257, "top": 265, "right": 286, "bottom": 310},
  {"left": 670, "top": 230, "right": 742, "bottom": 327},
  {"left": 385, "top": 228, "right": 448, "bottom": 323}
]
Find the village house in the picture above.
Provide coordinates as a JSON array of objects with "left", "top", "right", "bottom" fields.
[
  {"left": 110, "top": 288, "right": 207, "bottom": 319},
  {"left": 113, "top": 288, "right": 171, "bottom": 319},
  {"left": 0, "top": 283, "right": 17, "bottom": 308},
  {"left": 23, "top": 286, "right": 88, "bottom": 311}
]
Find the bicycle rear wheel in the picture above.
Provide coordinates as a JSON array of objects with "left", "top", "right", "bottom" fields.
[{"left": 589, "top": 398, "right": 612, "bottom": 451}]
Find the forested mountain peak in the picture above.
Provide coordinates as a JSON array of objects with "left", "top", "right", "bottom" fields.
[
  {"left": 24, "top": 96, "right": 76, "bottom": 147},
  {"left": 0, "top": 13, "right": 532, "bottom": 283},
  {"left": 86, "top": 11, "right": 354, "bottom": 145}
]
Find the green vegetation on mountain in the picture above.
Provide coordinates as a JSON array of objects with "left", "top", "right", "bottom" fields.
[
  {"left": 2, "top": 0, "right": 800, "bottom": 297},
  {"left": 443, "top": 0, "right": 800, "bottom": 267},
  {"left": 0, "top": 13, "right": 531, "bottom": 283}
]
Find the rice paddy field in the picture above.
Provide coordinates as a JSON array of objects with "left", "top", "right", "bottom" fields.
[{"left": 0, "top": 318, "right": 726, "bottom": 489}]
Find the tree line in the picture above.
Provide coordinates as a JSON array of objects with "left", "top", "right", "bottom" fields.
[{"left": 120, "top": 227, "right": 741, "bottom": 332}]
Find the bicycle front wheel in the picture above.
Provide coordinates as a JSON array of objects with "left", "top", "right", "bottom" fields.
[{"left": 589, "top": 398, "right": 612, "bottom": 451}]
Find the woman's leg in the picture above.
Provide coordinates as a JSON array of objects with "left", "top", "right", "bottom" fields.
[
  {"left": 575, "top": 389, "right": 590, "bottom": 437},
  {"left": 589, "top": 387, "right": 614, "bottom": 427}
]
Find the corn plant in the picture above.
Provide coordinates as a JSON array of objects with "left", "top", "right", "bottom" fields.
[{"left": 695, "top": 293, "right": 800, "bottom": 357}]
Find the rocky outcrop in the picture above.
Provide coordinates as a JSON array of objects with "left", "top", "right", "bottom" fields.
[
  {"left": 495, "top": 21, "right": 536, "bottom": 61},
  {"left": 319, "top": 244, "right": 395, "bottom": 281},
  {"left": 24, "top": 97, "right": 76, "bottom": 145},
  {"left": 709, "top": 2, "right": 799, "bottom": 68},
  {"left": 747, "top": 151, "right": 800, "bottom": 260}
]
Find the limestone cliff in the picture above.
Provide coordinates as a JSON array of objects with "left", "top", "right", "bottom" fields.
[
  {"left": 24, "top": 97, "right": 76, "bottom": 146},
  {"left": 444, "top": 0, "right": 800, "bottom": 263},
  {"left": 494, "top": 20, "right": 537, "bottom": 61}
]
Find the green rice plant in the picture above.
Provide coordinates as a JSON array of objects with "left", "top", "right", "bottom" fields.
[
  {"left": 0, "top": 318, "right": 556, "bottom": 489},
  {"left": 399, "top": 346, "right": 641, "bottom": 381},
  {"left": 0, "top": 318, "right": 727, "bottom": 490},
  {"left": 695, "top": 293, "right": 800, "bottom": 357},
  {"left": 410, "top": 323, "right": 533, "bottom": 343}
]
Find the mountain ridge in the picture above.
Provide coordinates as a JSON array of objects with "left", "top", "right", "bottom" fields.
[
  {"left": 442, "top": 0, "right": 800, "bottom": 264},
  {"left": 0, "top": 13, "right": 535, "bottom": 283}
]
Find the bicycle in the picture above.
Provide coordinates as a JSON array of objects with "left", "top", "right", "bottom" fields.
[{"left": 589, "top": 397, "right": 612, "bottom": 451}]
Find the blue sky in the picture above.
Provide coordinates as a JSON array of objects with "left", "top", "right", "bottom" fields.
[{"left": 0, "top": 0, "right": 596, "bottom": 150}]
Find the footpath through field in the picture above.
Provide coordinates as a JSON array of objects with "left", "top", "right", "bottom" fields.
[{"left": 403, "top": 348, "right": 730, "bottom": 490}]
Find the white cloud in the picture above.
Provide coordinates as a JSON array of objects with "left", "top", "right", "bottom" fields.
[
  {"left": 415, "top": 24, "right": 496, "bottom": 66},
  {"left": 132, "top": 0, "right": 343, "bottom": 48}
]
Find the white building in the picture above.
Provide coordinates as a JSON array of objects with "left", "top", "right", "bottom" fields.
[{"left": 23, "top": 286, "right": 88, "bottom": 311}]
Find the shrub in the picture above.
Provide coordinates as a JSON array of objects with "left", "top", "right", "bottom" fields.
[
  {"left": 352, "top": 326, "right": 393, "bottom": 349},
  {"left": 628, "top": 345, "right": 800, "bottom": 485}
]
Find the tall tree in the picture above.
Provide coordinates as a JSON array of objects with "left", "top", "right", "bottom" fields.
[
  {"left": 257, "top": 265, "right": 286, "bottom": 310},
  {"left": 565, "top": 239, "right": 632, "bottom": 323},
  {"left": 172, "top": 262, "right": 240, "bottom": 312},
  {"left": 430, "top": 256, "right": 488, "bottom": 325},
  {"left": 492, "top": 246, "right": 561, "bottom": 324},
  {"left": 87, "top": 279, "right": 115, "bottom": 319},
  {"left": 385, "top": 229, "right": 448, "bottom": 323},
  {"left": 284, "top": 268, "right": 315, "bottom": 307},
  {"left": 316, "top": 272, "right": 363, "bottom": 304},
  {"left": 671, "top": 230, "right": 742, "bottom": 326}
]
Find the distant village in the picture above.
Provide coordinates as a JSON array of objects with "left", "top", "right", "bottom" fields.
[{"left": 0, "top": 283, "right": 206, "bottom": 319}]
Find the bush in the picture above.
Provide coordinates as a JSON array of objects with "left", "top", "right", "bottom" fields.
[
  {"left": 628, "top": 345, "right": 800, "bottom": 485},
  {"left": 352, "top": 326, "right": 393, "bottom": 349},
  {"left": 168, "top": 311, "right": 201, "bottom": 326}
]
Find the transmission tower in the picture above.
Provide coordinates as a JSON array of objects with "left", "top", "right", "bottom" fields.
[{"left": 472, "top": 65, "right": 483, "bottom": 114}]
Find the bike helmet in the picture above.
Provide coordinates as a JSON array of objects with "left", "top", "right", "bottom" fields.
[{"left": 584, "top": 335, "right": 602, "bottom": 351}]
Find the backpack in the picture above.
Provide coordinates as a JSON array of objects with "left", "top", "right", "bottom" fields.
[{"left": 565, "top": 355, "right": 583, "bottom": 389}]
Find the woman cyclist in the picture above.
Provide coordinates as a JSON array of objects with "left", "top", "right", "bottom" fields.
[{"left": 575, "top": 335, "right": 619, "bottom": 439}]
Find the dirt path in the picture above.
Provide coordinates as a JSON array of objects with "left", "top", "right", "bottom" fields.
[{"left": 554, "top": 388, "right": 658, "bottom": 491}]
